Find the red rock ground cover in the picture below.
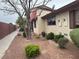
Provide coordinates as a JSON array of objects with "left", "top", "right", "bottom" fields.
[{"left": 2, "top": 36, "right": 79, "bottom": 59}]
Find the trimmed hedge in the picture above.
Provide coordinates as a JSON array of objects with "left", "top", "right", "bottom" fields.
[
  {"left": 70, "top": 28, "right": 79, "bottom": 47},
  {"left": 25, "top": 44, "right": 40, "bottom": 58},
  {"left": 46, "top": 32, "right": 54, "bottom": 40}
]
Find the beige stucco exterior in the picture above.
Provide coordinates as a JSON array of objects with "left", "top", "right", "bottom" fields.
[
  {"left": 45, "top": 11, "right": 70, "bottom": 34},
  {"left": 34, "top": 10, "right": 73, "bottom": 40},
  {"left": 34, "top": 9, "right": 51, "bottom": 34},
  {"left": 45, "top": 11, "right": 72, "bottom": 40}
]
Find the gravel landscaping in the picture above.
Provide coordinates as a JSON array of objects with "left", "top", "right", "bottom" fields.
[{"left": 2, "top": 36, "right": 79, "bottom": 59}]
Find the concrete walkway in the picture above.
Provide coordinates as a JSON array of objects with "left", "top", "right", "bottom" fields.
[{"left": 0, "top": 29, "right": 19, "bottom": 59}]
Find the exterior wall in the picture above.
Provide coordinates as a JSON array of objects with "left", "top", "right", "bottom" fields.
[
  {"left": 69, "top": 10, "right": 76, "bottom": 29},
  {"left": 45, "top": 11, "right": 72, "bottom": 40},
  {"left": 33, "top": 10, "right": 73, "bottom": 40},
  {"left": 34, "top": 9, "right": 51, "bottom": 34},
  {"left": 69, "top": 10, "right": 79, "bottom": 28},
  {"left": 75, "top": 10, "right": 79, "bottom": 25},
  {"left": 0, "top": 22, "right": 16, "bottom": 39}
]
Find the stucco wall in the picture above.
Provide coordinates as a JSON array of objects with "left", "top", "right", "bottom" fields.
[
  {"left": 45, "top": 11, "right": 72, "bottom": 40},
  {"left": 34, "top": 9, "right": 51, "bottom": 34},
  {"left": 34, "top": 10, "right": 73, "bottom": 40}
]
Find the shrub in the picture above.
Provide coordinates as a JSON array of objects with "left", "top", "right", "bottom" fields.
[
  {"left": 25, "top": 44, "right": 40, "bottom": 58},
  {"left": 41, "top": 32, "right": 46, "bottom": 37},
  {"left": 19, "top": 27, "right": 24, "bottom": 32},
  {"left": 70, "top": 28, "right": 79, "bottom": 47},
  {"left": 54, "top": 34, "right": 64, "bottom": 43},
  {"left": 23, "top": 31, "right": 26, "bottom": 37},
  {"left": 58, "top": 37, "right": 69, "bottom": 49},
  {"left": 46, "top": 32, "right": 54, "bottom": 40}
]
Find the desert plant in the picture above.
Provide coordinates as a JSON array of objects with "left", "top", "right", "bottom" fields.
[
  {"left": 25, "top": 44, "right": 40, "bottom": 58},
  {"left": 54, "top": 34, "right": 64, "bottom": 43},
  {"left": 23, "top": 31, "right": 26, "bottom": 37},
  {"left": 46, "top": 32, "right": 54, "bottom": 40},
  {"left": 70, "top": 28, "right": 79, "bottom": 47},
  {"left": 58, "top": 37, "right": 69, "bottom": 49}
]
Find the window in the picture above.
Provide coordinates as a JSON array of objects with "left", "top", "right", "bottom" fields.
[{"left": 47, "top": 17, "right": 56, "bottom": 25}]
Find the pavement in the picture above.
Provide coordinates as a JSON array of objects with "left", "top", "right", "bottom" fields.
[{"left": 0, "top": 29, "right": 19, "bottom": 59}]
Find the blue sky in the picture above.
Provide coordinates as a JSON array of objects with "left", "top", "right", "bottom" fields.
[{"left": 0, "top": 0, "right": 75, "bottom": 24}]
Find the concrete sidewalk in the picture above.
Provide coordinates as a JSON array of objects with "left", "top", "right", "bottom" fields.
[{"left": 0, "top": 29, "right": 19, "bottom": 59}]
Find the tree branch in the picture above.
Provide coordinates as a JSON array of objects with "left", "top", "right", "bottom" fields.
[
  {"left": 32, "top": 0, "right": 38, "bottom": 8},
  {"left": 7, "top": 0, "right": 24, "bottom": 21},
  {"left": 19, "top": 0, "right": 28, "bottom": 16}
]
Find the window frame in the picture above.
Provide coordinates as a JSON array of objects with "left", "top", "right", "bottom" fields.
[{"left": 47, "top": 16, "right": 56, "bottom": 25}]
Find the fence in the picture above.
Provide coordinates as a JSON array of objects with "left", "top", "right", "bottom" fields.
[{"left": 0, "top": 22, "right": 16, "bottom": 39}]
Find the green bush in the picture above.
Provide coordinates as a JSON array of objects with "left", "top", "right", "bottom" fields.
[
  {"left": 54, "top": 34, "right": 64, "bottom": 43},
  {"left": 19, "top": 27, "right": 24, "bottom": 32},
  {"left": 25, "top": 44, "right": 40, "bottom": 58},
  {"left": 58, "top": 37, "right": 69, "bottom": 49},
  {"left": 46, "top": 32, "right": 54, "bottom": 40},
  {"left": 23, "top": 31, "right": 26, "bottom": 37},
  {"left": 70, "top": 28, "right": 79, "bottom": 47}
]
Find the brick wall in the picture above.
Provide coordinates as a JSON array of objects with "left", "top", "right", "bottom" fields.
[{"left": 0, "top": 22, "right": 16, "bottom": 39}]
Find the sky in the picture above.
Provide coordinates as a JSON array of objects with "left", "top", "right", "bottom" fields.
[{"left": 0, "top": 0, "right": 75, "bottom": 24}]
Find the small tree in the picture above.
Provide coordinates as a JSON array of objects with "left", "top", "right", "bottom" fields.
[
  {"left": 16, "top": 17, "right": 26, "bottom": 28},
  {"left": 0, "top": 0, "right": 53, "bottom": 39}
]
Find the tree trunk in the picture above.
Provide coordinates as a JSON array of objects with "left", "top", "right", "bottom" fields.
[{"left": 26, "top": 16, "right": 32, "bottom": 40}]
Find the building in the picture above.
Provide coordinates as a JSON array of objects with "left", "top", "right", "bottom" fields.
[
  {"left": 31, "top": 1, "right": 79, "bottom": 40},
  {"left": 42, "top": 1, "right": 79, "bottom": 39},
  {"left": 30, "top": 5, "right": 53, "bottom": 34}
]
